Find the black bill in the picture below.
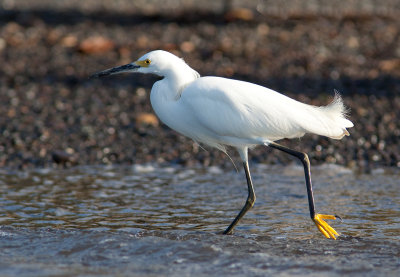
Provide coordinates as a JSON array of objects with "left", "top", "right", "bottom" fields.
[{"left": 90, "top": 63, "right": 140, "bottom": 78}]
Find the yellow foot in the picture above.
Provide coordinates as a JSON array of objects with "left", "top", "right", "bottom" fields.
[{"left": 313, "top": 214, "right": 339, "bottom": 240}]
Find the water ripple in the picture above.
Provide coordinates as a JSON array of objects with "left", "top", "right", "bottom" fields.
[{"left": 0, "top": 164, "right": 399, "bottom": 276}]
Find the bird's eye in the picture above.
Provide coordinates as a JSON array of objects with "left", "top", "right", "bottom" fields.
[{"left": 144, "top": 59, "right": 151, "bottom": 65}]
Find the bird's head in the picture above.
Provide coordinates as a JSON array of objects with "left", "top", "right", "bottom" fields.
[{"left": 90, "top": 50, "right": 193, "bottom": 79}]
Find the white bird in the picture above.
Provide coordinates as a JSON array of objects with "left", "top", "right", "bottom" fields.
[{"left": 91, "top": 50, "right": 354, "bottom": 239}]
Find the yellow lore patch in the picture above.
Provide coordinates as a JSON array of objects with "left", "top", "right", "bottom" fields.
[{"left": 135, "top": 59, "right": 151, "bottom": 67}]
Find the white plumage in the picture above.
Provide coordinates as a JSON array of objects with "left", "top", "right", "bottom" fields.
[
  {"left": 144, "top": 50, "right": 353, "bottom": 160},
  {"left": 91, "top": 50, "right": 354, "bottom": 239}
]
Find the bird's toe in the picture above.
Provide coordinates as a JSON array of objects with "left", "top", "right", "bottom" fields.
[{"left": 313, "top": 213, "right": 339, "bottom": 240}]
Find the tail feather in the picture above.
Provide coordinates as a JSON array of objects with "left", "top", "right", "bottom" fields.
[{"left": 300, "top": 91, "right": 353, "bottom": 140}]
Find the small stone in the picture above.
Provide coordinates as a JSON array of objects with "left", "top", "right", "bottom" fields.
[
  {"left": 225, "top": 8, "right": 254, "bottom": 21},
  {"left": 136, "top": 113, "right": 159, "bottom": 127},
  {"left": 61, "top": 35, "right": 78, "bottom": 47},
  {"left": 52, "top": 150, "right": 78, "bottom": 165},
  {"left": 78, "top": 36, "right": 115, "bottom": 54},
  {"left": 0, "top": 38, "right": 6, "bottom": 52},
  {"left": 379, "top": 59, "right": 400, "bottom": 72},
  {"left": 180, "top": 41, "right": 195, "bottom": 53}
]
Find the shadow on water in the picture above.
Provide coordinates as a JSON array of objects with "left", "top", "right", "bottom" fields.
[{"left": 0, "top": 164, "right": 399, "bottom": 276}]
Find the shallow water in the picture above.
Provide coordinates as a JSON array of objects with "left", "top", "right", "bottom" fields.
[{"left": 0, "top": 164, "right": 399, "bottom": 276}]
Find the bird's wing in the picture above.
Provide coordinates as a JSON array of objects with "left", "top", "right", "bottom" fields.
[{"left": 180, "top": 77, "right": 307, "bottom": 141}]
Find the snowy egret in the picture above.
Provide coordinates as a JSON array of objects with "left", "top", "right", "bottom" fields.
[{"left": 91, "top": 50, "right": 353, "bottom": 239}]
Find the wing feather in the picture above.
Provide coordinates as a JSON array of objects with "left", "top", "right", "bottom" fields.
[
  {"left": 180, "top": 77, "right": 306, "bottom": 141},
  {"left": 180, "top": 77, "right": 352, "bottom": 142}
]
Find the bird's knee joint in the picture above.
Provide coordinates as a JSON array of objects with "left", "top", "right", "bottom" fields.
[
  {"left": 247, "top": 195, "right": 256, "bottom": 207},
  {"left": 301, "top": 153, "right": 309, "bottom": 164}
]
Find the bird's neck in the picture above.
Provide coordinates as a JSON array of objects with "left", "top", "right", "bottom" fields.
[
  {"left": 149, "top": 67, "right": 199, "bottom": 131},
  {"left": 158, "top": 66, "right": 200, "bottom": 101}
]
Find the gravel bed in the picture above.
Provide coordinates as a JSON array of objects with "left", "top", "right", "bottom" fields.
[{"left": 1, "top": 0, "right": 399, "bottom": 171}]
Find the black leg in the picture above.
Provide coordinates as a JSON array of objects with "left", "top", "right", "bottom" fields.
[
  {"left": 268, "top": 142, "right": 315, "bottom": 219},
  {"left": 223, "top": 161, "right": 256, "bottom": 235},
  {"left": 267, "top": 141, "right": 339, "bottom": 239}
]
